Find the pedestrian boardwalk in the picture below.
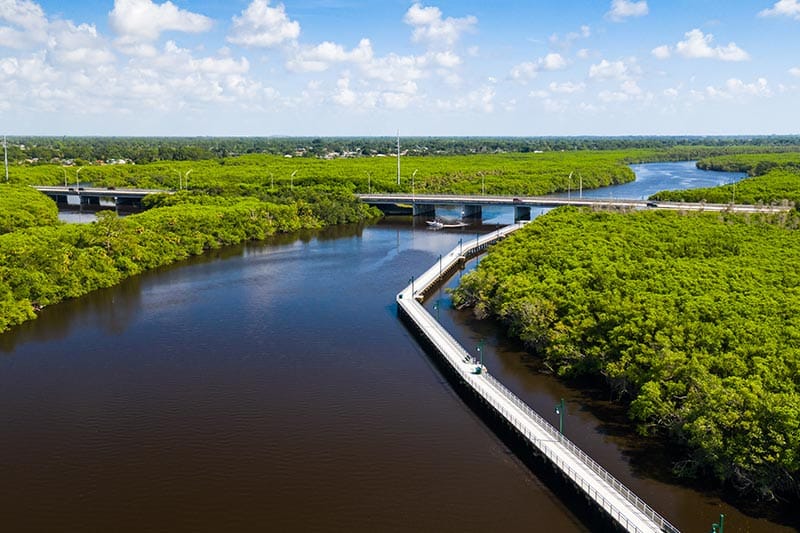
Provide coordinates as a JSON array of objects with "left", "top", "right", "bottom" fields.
[{"left": 397, "top": 223, "right": 679, "bottom": 533}]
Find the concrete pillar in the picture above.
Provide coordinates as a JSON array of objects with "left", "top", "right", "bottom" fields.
[
  {"left": 413, "top": 203, "right": 436, "bottom": 216},
  {"left": 514, "top": 206, "right": 532, "bottom": 221},
  {"left": 462, "top": 204, "right": 482, "bottom": 220}
]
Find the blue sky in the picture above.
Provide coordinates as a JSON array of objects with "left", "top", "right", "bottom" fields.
[{"left": 1, "top": 0, "right": 799, "bottom": 136}]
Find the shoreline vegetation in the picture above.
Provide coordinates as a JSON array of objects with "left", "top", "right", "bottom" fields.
[
  {"left": 452, "top": 150, "right": 800, "bottom": 504},
  {"left": 3, "top": 138, "right": 800, "bottom": 508}
]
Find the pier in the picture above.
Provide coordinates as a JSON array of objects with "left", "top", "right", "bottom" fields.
[{"left": 397, "top": 223, "right": 679, "bottom": 533}]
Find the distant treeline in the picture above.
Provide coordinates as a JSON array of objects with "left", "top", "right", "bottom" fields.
[{"left": 6, "top": 136, "right": 800, "bottom": 165}]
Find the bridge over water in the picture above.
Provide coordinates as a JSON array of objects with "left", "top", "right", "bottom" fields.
[
  {"left": 33, "top": 186, "right": 172, "bottom": 209},
  {"left": 360, "top": 193, "right": 790, "bottom": 222},
  {"left": 397, "top": 223, "right": 679, "bottom": 533}
]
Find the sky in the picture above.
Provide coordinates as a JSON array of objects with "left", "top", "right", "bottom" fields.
[{"left": 1, "top": 0, "right": 799, "bottom": 136}]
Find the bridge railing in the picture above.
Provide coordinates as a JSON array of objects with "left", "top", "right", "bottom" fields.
[
  {"left": 399, "top": 223, "right": 679, "bottom": 533},
  {"left": 480, "top": 371, "right": 679, "bottom": 533}
]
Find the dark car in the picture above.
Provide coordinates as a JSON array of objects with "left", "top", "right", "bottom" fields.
[
  {"left": 512, "top": 197, "right": 522, "bottom": 203},
  {"left": 646, "top": 201, "right": 658, "bottom": 208}
]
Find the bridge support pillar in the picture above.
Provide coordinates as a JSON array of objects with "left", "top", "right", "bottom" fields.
[
  {"left": 514, "top": 206, "right": 531, "bottom": 221},
  {"left": 413, "top": 203, "right": 436, "bottom": 217},
  {"left": 462, "top": 204, "right": 482, "bottom": 220}
]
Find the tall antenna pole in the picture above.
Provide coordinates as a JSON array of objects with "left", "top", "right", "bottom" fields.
[
  {"left": 3, "top": 135, "right": 8, "bottom": 182},
  {"left": 396, "top": 130, "right": 400, "bottom": 187}
]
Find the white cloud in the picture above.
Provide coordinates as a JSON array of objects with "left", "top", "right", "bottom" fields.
[
  {"left": 651, "top": 45, "right": 671, "bottom": 59},
  {"left": 0, "top": 0, "right": 48, "bottom": 48},
  {"left": 548, "top": 81, "right": 585, "bottom": 94},
  {"left": 436, "top": 85, "right": 494, "bottom": 113},
  {"left": 227, "top": 0, "right": 300, "bottom": 48},
  {"left": 663, "top": 87, "right": 679, "bottom": 98},
  {"left": 726, "top": 77, "right": 771, "bottom": 97},
  {"left": 109, "top": 0, "right": 212, "bottom": 52},
  {"left": 576, "top": 48, "right": 591, "bottom": 59},
  {"left": 607, "top": 0, "right": 649, "bottom": 21},
  {"left": 759, "top": 0, "right": 800, "bottom": 20},
  {"left": 404, "top": 3, "right": 477, "bottom": 47},
  {"left": 588, "top": 59, "right": 630, "bottom": 80},
  {"left": 675, "top": 29, "right": 749, "bottom": 62},
  {"left": 549, "top": 25, "right": 591, "bottom": 50},
  {"left": 598, "top": 90, "right": 630, "bottom": 103},
  {"left": 789, "top": 67, "right": 800, "bottom": 77},
  {"left": 286, "top": 39, "right": 373, "bottom": 72},
  {"left": 433, "top": 50, "right": 461, "bottom": 68},
  {"left": 510, "top": 53, "right": 567, "bottom": 81}
]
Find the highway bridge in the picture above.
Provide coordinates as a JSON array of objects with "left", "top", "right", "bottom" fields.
[
  {"left": 33, "top": 185, "right": 172, "bottom": 209},
  {"left": 397, "top": 223, "right": 679, "bottom": 533},
  {"left": 360, "top": 193, "right": 791, "bottom": 221}
]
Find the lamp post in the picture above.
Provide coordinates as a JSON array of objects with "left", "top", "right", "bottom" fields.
[
  {"left": 412, "top": 169, "right": 417, "bottom": 200},
  {"left": 458, "top": 237, "right": 463, "bottom": 256},
  {"left": 579, "top": 173, "right": 583, "bottom": 198},
  {"left": 567, "top": 171, "right": 573, "bottom": 202},
  {"left": 477, "top": 339, "right": 484, "bottom": 367},
  {"left": 438, "top": 253, "right": 442, "bottom": 275},
  {"left": 365, "top": 171, "right": 371, "bottom": 194},
  {"left": 555, "top": 398, "right": 565, "bottom": 434},
  {"left": 291, "top": 170, "right": 297, "bottom": 189},
  {"left": 409, "top": 276, "right": 415, "bottom": 294},
  {"left": 710, "top": 514, "right": 725, "bottom": 533},
  {"left": 63, "top": 169, "right": 68, "bottom": 187},
  {"left": 176, "top": 170, "right": 182, "bottom": 190},
  {"left": 75, "top": 166, "right": 83, "bottom": 188},
  {"left": 185, "top": 169, "right": 193, "bottom": 190},
  {"left": 433, "top": 299, "right": 440, "bottom": 321}
]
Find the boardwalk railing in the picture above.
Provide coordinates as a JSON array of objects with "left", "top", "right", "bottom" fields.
[{"left": 397, "top": 223, "right": 679, "bottom": 533}]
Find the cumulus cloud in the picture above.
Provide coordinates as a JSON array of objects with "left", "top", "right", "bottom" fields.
[
  {"left": 510, "top": 53, "right": 567, "bottom": 81},
  {"left": 651, "top": 44, "right": 671, "bottom": 59},
  {"left": 227, "top": 0, "right": 300, "bottom": 48},
  {"left": 404, "top": 3, "right": 476, "bottom": 47},
  {"left": 758, "top": 0, "right": 800, "bottom": 20},
  {"left": 607, "top": 0, "right": 648, "bottom": 21},
  {"left": 790, "top": 67, "right": 800, "bottom": 77},
  {"left": 286, "top": 39, "right": 373, "bottom": 72},
  {"left": 549, "top": 25, "right": 591, "bottom": 50},
  {"left": 673, "top": 29, "right": 749, "bottom": 61},
  {"left": 697, "top": 78, "right": 772, "bottom": 101},
  {"left": 588, "top": 59, "right": 631, "bottom": 80},
  {"left": 109, "top": 0, "right": 212, "bottom": 54},
  {"left": 436, "top": 85, "right": 494, "bottom": 113},
  {"left": 0, "top": 0, "right": 49, "bottom": 48}
]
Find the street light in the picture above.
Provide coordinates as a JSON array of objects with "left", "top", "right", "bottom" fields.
[
  {"left": 409, "top": 276, "right": 415, "bottom": 294},
  {"left": 477, "top": 339, "right": 484, "bottom": 368},
  {"left": 412, "top": 169, "right": 418, "bottom": 200},
  {"left": 710, "top": 514, "right": 725, "bottom": 533},
  {"left": 433, "top": 299, "right": 440, "bottom": 321},
  {"left": 438, "top": 253, "right": 442, "bottom": 275},
  {"left": 75, "top": 166, "right": 83, "bottom": 188},
  {"left": 567, "top": 171, "right": 573, "bottom": 202},
  {"left": 365, "top": 171, "right": 371, "bottom": 194},
  {"left": 554, "top": 398, "right": 565, "bottom": 434},
  {"left": 184, "top": 169, "right": 193, "bottom": 190},
  {"left": 63, "top": 168, "right": 68, "bottom": 187},
  {"left": 458, "top": 237, "right": 463, "bottom": 256},
  {"left": 291, "top": 170, "right": 297, "bottom": 189}
]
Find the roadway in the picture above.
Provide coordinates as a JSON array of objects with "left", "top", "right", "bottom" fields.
[{"left": 360, "top": 193, "right": 792, "bottom": 214}]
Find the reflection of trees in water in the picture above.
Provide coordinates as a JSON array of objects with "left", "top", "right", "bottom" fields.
[
  {"left": 0, "top": 223, "right": 372, "bottom": 355},
  {"left": 0, "top": 276, "right": 143, "bottom": 353}
]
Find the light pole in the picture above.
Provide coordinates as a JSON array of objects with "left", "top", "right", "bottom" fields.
[
  {"left": 579, "top": 173, "right": 583, "bottom": 198},
  {"left": 458, "top": 237, "right": 463, "bottom": 256},
  {"left": 438, "top": 253, "right": 442, "bottom": 275},
  {"left": 176, "top": 170, "right": 182, "bottom": 190},
  {"left": 477, "top": 339, "right": 484, "bottom": 367},
  {"left": 710, "top": 514, "right": 725, "bottom": 533},
  {"left": 554, "top": 398, "right": 565, "bottom": 434},
  {"left": 567, "top": 171, "right": 573, "bottom": 202},
  {"left": 184, "top": 169, "right": 193, "bottom": 190},
  {"left": 412, "top": 169, "right": 417, "bottom": 200},
  {"left": 75, "top": 166, "right": 83, "bottom": 188},
  {"left": 291, "top": 170, "right": 297, "bottom": 189},
  {"left": 479, "top": 171, "right": 485, "bottom": 195},
  {"left": 409, "top": 276, "right": 415, "bottom": 294},
  {"left": 365, "top": 171, "right": 371, "bottom": 194},
  {"left": 433, "top": 299, "right": 440, "bottom": 321},
  {"left": 63, "top": 169, "right": 68, "bottom": 187}
]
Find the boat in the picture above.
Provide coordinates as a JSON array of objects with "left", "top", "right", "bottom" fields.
[{"left": 426, "top": 218, "right": 469, "bottom": 229}]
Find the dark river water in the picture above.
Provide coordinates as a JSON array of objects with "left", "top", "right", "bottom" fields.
[{"left": 4, "top": 163, "right": 796, "bottom": 532}]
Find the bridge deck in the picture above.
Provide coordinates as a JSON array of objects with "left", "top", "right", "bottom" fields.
[
  {"left": 397, "top": 224, "right": 678, "bottom": 533},
  {"left": 362, "top": 193, "right": 791, "bottom": 213}
]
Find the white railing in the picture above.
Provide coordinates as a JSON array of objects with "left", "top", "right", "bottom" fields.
[{"left": 397, "top": 225, "right": 679, "bottom": 533}]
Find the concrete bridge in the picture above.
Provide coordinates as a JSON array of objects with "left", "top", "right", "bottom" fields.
[
  {"left": 397, "top": 224, "right": 679, "bottom": 533},
  {"left": 33, "top": 185, "right": 172, "bottom": 209},
  {"left": 360, "top": 193, "right": 791, "bottom": 222}
]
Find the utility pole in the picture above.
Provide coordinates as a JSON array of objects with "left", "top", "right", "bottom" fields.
[
  {"left": 555, "top": 398, "right": 565, "bottom": 434},
  {"left": 3, "top": 135, "right": 8, "bottom": 182},
  {"left": 396, "top": 130, "right": 401, "bottom": 187}
]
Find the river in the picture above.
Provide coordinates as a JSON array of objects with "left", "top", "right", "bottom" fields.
[{"left": 2, "top": 162, "right": 796, "bottom": 532}]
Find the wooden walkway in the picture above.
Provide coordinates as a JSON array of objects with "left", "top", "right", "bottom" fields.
[{"left": 397, "top": 223, "right": 679, "bottom": 533}]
